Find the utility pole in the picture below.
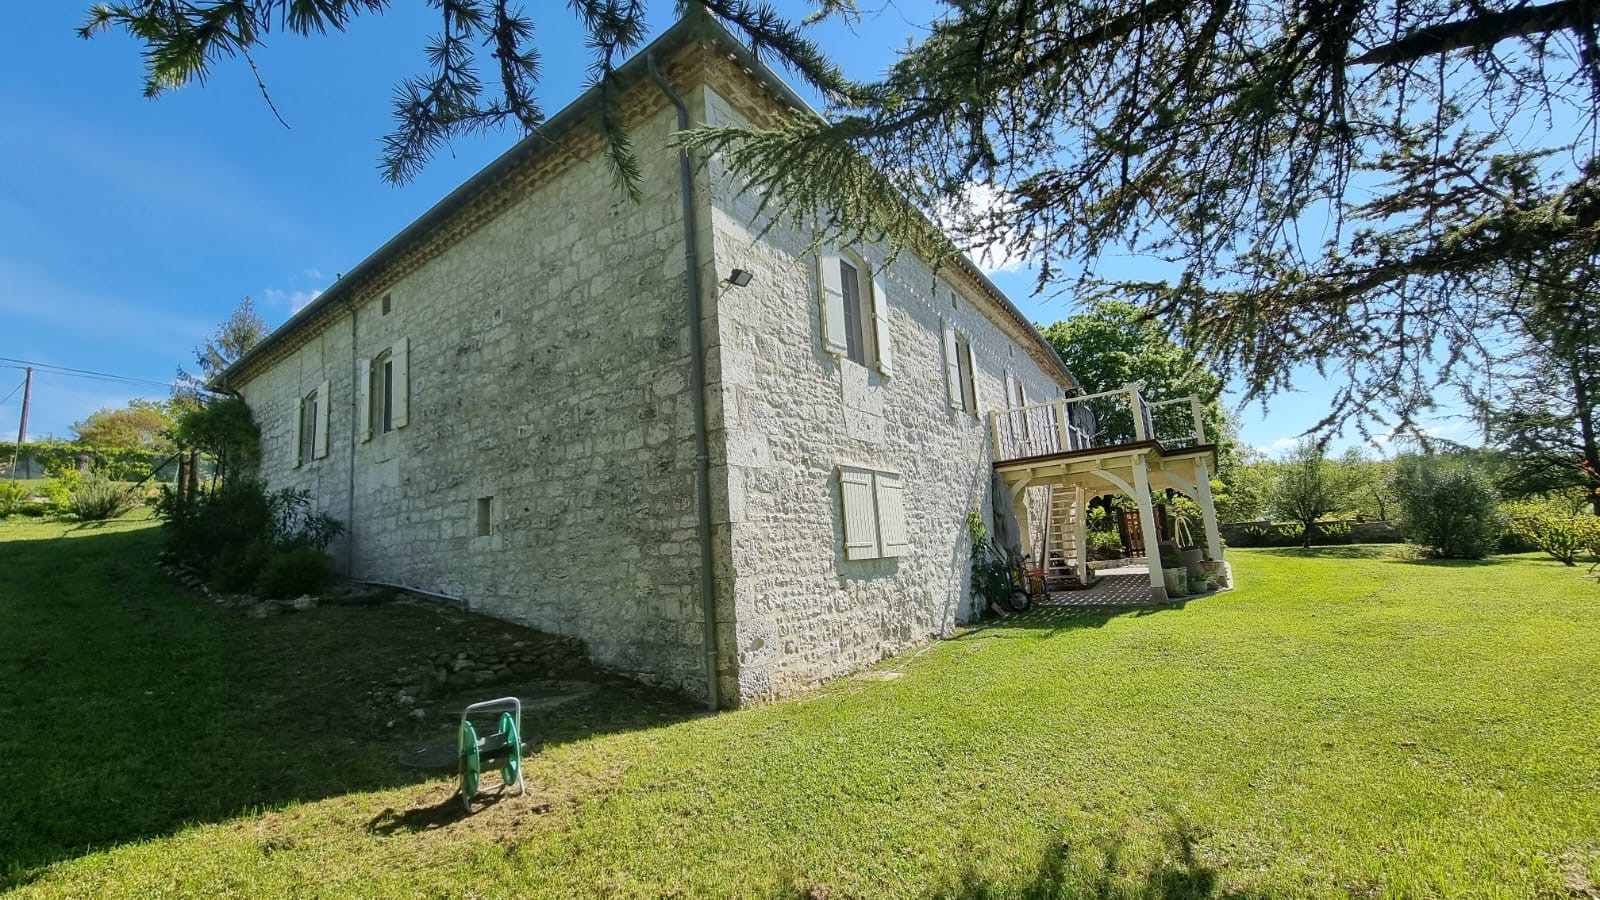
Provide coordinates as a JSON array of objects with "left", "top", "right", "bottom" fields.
[{"left": 8, "top": 367, "right": 32, "bottom": 485}]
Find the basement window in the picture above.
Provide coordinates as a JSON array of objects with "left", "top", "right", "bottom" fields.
[{"left": 475, "top": 496, "right": 494, "bottom": 537}]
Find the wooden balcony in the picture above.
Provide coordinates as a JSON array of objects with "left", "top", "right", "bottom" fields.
[{"left": 987, "top": 384, "right": 1230, "bottom": 603}]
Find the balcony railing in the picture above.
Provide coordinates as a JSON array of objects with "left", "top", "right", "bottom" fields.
[{"left": 989, "top": 383, "right": 1209, "bottom": 464}]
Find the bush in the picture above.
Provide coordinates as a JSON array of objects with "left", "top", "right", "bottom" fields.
[
  {"left": 158, "top": 478, "right": 344, "bottom": 594},
  {"left": 253, "top": 546, "right": 335, "bottom": 598},
  {"left": 42, "top": 470, "right": 82, "bottom": 509},
  {"left": 68, "top": 476, "right": 141, "bottom": 521},
  {"left": 1313, "top": 520, "right": 1352, "bottom": 543},
  {"left": 1504, "top": 502, "right": 1600, "bottom": 566},
  {"left": 1393, "top": 458, "right": 1505, "bottom": 559},
  {"left": 1086, "top": 529, "right": 1124, "bottom": 560},
  {"left": 0, "top": 481, "right": 29, "bottom": 515}
]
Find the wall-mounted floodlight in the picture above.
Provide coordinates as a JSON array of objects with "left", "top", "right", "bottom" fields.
[{"left": 726, "top": 268, "right": 755, "bottom": 287}]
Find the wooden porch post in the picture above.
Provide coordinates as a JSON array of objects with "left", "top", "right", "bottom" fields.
[
  {"left": 1129, "top": 385, "right": 1147, "bottom": 442},
  {"left": 1130, "top": 459, "right": 1167, "bottom": 602},
  {"left": 1189, "top": 397, "right": 1207, "bottom": 445},
  {"left": 1054, "top": 397, "right": 1070, "bottom": 452},
  {"left": 1073, "top": 485, "right": 1089, "bottom": 585},
  {"left": 1193, "top": 457, "right": 1224, "bottom": 560}
]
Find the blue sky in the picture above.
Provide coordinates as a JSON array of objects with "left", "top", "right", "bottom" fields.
[{"left": 0, "top": 1, "right": 1466, "bottom": 454}]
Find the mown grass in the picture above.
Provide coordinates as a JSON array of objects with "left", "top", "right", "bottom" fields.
[{"left": 3, "top": 518, "right": 1598, "bottom": 897}]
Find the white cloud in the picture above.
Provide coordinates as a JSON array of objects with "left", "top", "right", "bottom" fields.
[
  {"left": 263, "top": 287, "right": 323, "bottom": 315},
  {"left": 1270, "top": 436, "right": 1299, "bottom": 450},
  {"left": 931, "top": 182, "right": 1036, "bottom": 276}
]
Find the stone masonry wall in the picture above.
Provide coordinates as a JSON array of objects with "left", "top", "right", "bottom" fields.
[
  {"left": 238, "top": 78, "right": 723, "bottom": 701},
  {"left": 700, "top": 82, "right": 1071, "bottom": 701}
]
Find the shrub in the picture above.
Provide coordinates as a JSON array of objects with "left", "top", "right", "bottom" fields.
[
  {"left": 253, "top": 546, "right": 335, "bottom": 598},
  {"left": 158, "top": 478, "right": 344, "bottom": 594},
  {"left": 1505, "top": 503, "right": 1600, "bottom": 567},
  {"left": 1313, "top": 520, "right": 1352, "bottom": 543},
  {"left": 208, "top": 540, "right": 273, "bottom": 592},
  {"left": 1086, "top": 529, "right": 1124, "bottom": 560},
  {"left": 68, "top": 476, "right": 140, "bottom": 521},
  {"left": 41, "top": 470, "right": 82, "bottom": 509},
  {"left": 0, "top": 481, "right": 28, "bottom": 515},
  {"left": 1277, "top": 522, "right": 1305, "bottom": 546},
  {"left": 1393, "top": 458, "right": 1505, "bottom": 559}
]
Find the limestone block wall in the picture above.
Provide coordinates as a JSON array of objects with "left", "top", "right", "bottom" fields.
[
  {"left": 238, "top": 83, "right": 725, "bottom": 700},
  {"left": 700, "top": 83, "right": 1070, "bottom": 701}
]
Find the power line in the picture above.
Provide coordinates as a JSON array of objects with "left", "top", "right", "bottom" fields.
[
  {"left": 0, "top": 378, "right": 24, "bottom": 406},
  {"left": 0, "top": 356, "right": 174, "bottom": 390}
]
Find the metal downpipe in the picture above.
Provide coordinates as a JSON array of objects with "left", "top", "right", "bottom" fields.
[{"left": 648, "top": 52, "right": 721, "bottom": 712}]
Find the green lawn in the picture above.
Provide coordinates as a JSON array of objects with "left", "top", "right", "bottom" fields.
[{"left": 3, "top": 517, "right": 1598, "bottom": 897}]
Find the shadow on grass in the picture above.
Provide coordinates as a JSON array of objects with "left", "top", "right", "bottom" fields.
[
  {"left": 782, "top": 818, "right": 1253, "bottom": 899},
  {"left": 1244, "top": 544, "right": 1509, "bottom": 569},
  {"left": 0, "top": 523, "right": 697, "bottom": 887},
  {"left": 973, "top": 600, "right": 1190, "bottom": 637}
]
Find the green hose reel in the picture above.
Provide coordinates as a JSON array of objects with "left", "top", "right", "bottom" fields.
[{"left": 458, "top": 697, "right": 527, "bottom": 812}]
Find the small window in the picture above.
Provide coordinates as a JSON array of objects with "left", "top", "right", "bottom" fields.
[
  {"left": 299, "top": 389, "right": 319, "bottom": 465},
  {"left": 475, "top": 497, "right": 493, "bottom": 537},
  {"left": 380, "top": 293, "right": 392, "bottom": 315},
  {"left": 838, "top": 260, "right": 867, "bottom": 366}
]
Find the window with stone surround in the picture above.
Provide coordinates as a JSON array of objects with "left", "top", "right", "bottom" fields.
[
  {"left": 293, "top": 379, "right": 329, "bottom": 467},
  {"left": 943, "top": 321, "right": 979, "bottom": 417},
  {"left": 818, "top": 252, "right": 894, "bottom": 376},
  {"left": 357, "top": 337, "right": 409, "bottom": 443}
]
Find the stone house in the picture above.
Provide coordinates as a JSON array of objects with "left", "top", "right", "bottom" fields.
[{"left": 215, "top": 13, "right": 1225, "bottom": 708}]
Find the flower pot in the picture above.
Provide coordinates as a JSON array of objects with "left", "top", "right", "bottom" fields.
[
  {"left": 1163, "top": 567, "right": 1188, "bottom": 597},
  {"left": 1179, "top": 547, "right": 1205, "bottom": 576},
  {"left": 1187, "top": 575, "right": 1209, "bottom": 594}
]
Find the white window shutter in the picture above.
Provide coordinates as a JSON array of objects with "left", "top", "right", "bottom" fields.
[
  {"left": 869, "top": 273, "right": 893, "bottom": 376},
  {"left": 817, "top": 254, "right": 848, "bottom": 357},
  {"left": 1004, "top": 372, "right": 1016, "bottom": 408},
  {"left": 963, "top": 339, "right": 980, "bottom": 415},
  {"left": 839, "top": 467, "right": 881, "bottom": 560},
  {"left": 291, "top": 401, "right": 303, "bottom": 468},
  {"left": 391, "top": 337, "right": 410, "bottom": 428},
  {"left": 314, "top": 379, "right": 331, "bottom": 460},
  {"left": 874, "top": 471, "right": 910, "bottom": 557},
  {"left": 355, "top": 357, "right": 372, "bottom": 443},
  {"left": 942, "top": 319, "right": 962, "bottom": 410}
]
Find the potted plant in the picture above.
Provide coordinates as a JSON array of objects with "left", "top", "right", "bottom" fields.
[
  {"left": 1158, "top": 541, "right": 1188, "bottom": 597},
  {"left": 1173, "top": 516, "right": 1206, "bottom": 576}
]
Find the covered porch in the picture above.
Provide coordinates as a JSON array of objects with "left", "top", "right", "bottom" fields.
[{"left": 989, "top": 383, "right": 1232, "bottom": 604}]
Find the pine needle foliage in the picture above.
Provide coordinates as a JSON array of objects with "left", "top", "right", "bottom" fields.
[
  {"left": 689, "top": 0, "right": 1600, "bottom": 441},
  {"left": 80, "top": 0, "right": 856, "bottom": 195}
]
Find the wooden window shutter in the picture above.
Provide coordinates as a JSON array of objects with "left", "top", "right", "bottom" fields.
[
  {"left": 963, "top": 339, "right": 980, "bottom": 416},
  {"left": 291, "top": 399, "right": 304, "bottom": 468},
  {"left": 391, "top": 337, "right": 410, "bottom": 428},
  {"left": 869, "top": 272, "right": 893, "bottom": 376},
  {"left": 355, "top": 357, "right": 372, "bottom": 443},
  {"left": 839, "top": 467, "right": 881, "bottom": 560},
  {"left": 313, "top": 379, "right": 331, "bottom": 460},
  {"left": 942, "top": 319, "right": 962, "bottom": 410},
  {"left": 817, "top": 254, "right": 848, "bottom": 357},
  {"left": 873, "top": 471, "right": 910, "bottom": 557}
]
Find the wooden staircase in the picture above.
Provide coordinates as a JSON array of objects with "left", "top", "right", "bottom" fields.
[{"left": 1041, "top": 486, "right": 1094, "bottom": 590}]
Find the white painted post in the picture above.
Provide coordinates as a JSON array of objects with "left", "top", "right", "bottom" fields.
[
  {"left": 1131, "top": 460, "right": 1166, "bottom": 602},
  {"left": 1194, "top": 457, "right": 1224, "bottom": 560},
  {"left": 1073, "top": 485, "right": 1089, "bottom": 585},
  {"left": 989, "top": 411, "right": 1004, "bottom": 460},
  {"left": 1129, "top": 385, "right": 1148, "bottom": 442},
  {"left": 1190, "top": 396, "right": 1207, "bottom": 445},
  {"left": 1054, "top": 397, "right": 1070, "bottom": 452}
]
